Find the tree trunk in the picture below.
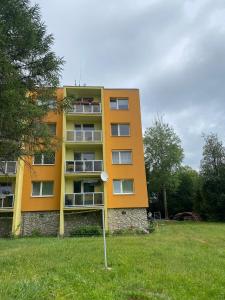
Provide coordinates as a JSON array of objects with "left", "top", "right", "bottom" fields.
[{"left": 163, "top": 187, "right": 169, "bottom": 219}]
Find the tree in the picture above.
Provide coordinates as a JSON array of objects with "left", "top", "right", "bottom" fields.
[
  {"left": 0, "top": 0, "right": 67, "bottom": 161},
  {"left": 144, "top": 118, "right": 184, "bottom": 218},
  {"left": 167, "top": 166, "right": 199, "bottom": 216},
  {"left": 199, "top": 133, "right": 225, "bottom": 220}
]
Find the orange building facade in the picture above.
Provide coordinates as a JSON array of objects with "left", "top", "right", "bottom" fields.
[{"left": 0, "top": 86, "right": 148, "bottom": 236}]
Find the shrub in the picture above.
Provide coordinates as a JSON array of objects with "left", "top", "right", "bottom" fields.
[
  {"left": 30, "top": 229, "right": 42, "bottom": 237},
  {"left": 148, "top": 220, "right": 156, "bottom": 233},
  {"left": 70, "top": 225, "right": 103, "bottom": 237},
  {"left": 112, "top": 227, "right": 149, "bottom": 235}
]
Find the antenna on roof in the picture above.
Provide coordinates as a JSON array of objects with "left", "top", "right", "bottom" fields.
[{"left": 79, "top": 67, "right": 82, "bottom": 86}]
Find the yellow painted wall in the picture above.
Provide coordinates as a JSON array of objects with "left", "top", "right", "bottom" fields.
[
  {"left": 19, "top": 86, "right": 148, "bottom": 212},
  {"left": 103, "top": 89, "right": 148, "bottom": 209},
  {"left": 21, "top": 88, "right": 63, "bottom": 212}
]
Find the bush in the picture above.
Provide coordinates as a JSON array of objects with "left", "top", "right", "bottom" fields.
[
  {"left": 112, "top": 227, "right": 149, "bottom": 235},
  {"left": 148, "top": 220, "right": 156, "bottom": 233},
  {"left": 70, "top": 225, "right": 103, "bottom": 237},
  {"left": 30, "top": 229, "right": 42, "bottom": 237}
]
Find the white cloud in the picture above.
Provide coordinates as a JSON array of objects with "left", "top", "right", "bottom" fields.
[{"left": 32, "top": 0, "right": 225, "bottom": 169}]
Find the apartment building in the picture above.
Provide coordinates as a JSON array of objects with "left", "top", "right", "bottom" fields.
[{"left": 0, "top": 86, "right": 148, "bottom": 237}]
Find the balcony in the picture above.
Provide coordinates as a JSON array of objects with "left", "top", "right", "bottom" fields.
[
  {"left": 65, "top": 160, "right": 103, "bottom": 173},
  {"left": 65, "top": 192, "right": 104, "bottom": 207},
  {"left": 0, "top": 194, "right": 14, "bottom": 209},
  {"left": 0, "top": 161, "right": 17, "bottom": 175},
  {"left": 67, "top": 103, "right": 101, "bottom": 114},
  {"left": 66, "top": 130, "right": 102, "bottom": 143}
]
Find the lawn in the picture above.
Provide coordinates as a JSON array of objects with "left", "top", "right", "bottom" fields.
[{"left": 0, "top": 222, "right": 224, "bottom": 300}]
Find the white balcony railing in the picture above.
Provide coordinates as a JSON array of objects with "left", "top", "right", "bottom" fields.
[
  {"left": 68, "top": 103, "right": 101, "bottom": 114},
  {"left": 65, "top": 160, "right": 103, "bottom": 173},
  {"left": 0, "top": 194, "right": 14, "bottom": 208},
  {"left": 0, "top": 161, "right": 17, "bottom": 174},
  {"left": 66, "top": 130, "right": 102, "bottom": 143},
  {"left": 65, "top": 192, "right": 104, "bottom": 207}
]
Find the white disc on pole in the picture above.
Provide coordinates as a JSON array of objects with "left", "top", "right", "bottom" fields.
[{"left": 101, "top": 171, "right": 109, "bottom": 182}]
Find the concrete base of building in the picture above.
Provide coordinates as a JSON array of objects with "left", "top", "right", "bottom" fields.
[
  {"left": 107, "top": 208, "right": 148, "bottom": 232},
  {"left": 21, "top": 211, "right": 60, "bottom": 236}
]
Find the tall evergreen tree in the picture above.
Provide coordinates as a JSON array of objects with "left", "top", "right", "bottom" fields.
[{"left": 0, "top": 0, "right": 66, "bottom": 161}]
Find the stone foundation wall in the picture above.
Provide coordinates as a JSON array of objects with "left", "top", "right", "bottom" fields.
[
  {"left": 64, "top": 211, "right": 102, "bottom": 236},
  {"left": 19, "top": 209, "right": 147, "bottom": 236},
  {"left": 0, "top": 214, "right": 13, "bottom": 237},
  {"left": 107, "top": 208, "right": 148, "bottom": 232},
  {"left": 21, "top": 211, "right": 59, "bottom": 236}
]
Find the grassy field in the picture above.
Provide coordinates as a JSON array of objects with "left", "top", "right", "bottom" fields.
[{"left": 0, "top": 222, "right": 224, "bottom": 300}]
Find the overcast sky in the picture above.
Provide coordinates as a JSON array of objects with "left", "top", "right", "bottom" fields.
[{"left": 32, "top": 0, "right": 225, "bottom": 169}]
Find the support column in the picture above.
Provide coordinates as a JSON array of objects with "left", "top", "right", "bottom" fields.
[
  {"left": 101, "top": 88, "right": 108, "bottom": 230},
  {"left": 12, "top": 159, "right": 24, "bottom": 236},
  {"left": 59, "top": 98, "right": 66, "bottom": 236}
]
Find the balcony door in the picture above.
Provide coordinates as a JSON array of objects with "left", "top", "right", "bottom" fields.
[
  {"left": 0, "top": 182, "right": 13, "bottom": 195},
  {"left": 73, "top": 181, "right": 95, "bottom": 193},
  {"left": 74, "top": 124, "right": 94, "bottom": 131},
  {"left": 83, "top": 182, "right": 95, "bottom": 193},
  {"left": 74, "top": 152, "right": 95, "bottom": 161}
]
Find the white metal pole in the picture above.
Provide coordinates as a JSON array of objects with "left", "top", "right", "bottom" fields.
[{"left": 102, "top": 207, "right": 108, "bottom": 269}]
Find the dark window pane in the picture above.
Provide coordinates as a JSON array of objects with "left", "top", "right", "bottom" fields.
[
  {"left": 83, "top": 183, "right": 95, "bottom": 193},
  {"left": 75, "top": 124, "right": 81, "bottom": 130},
  {"left": 83, "top": 152, "right": 95, "bottom": 160},
  {"left": 42, "top": 181, "right": 54, "bottom": 195},
  {"left": 122, "top": 180, "right": 133, "bottom": 193},
  {"left": 32, "top": 182, "right": 41, "bottom": 196},
  {"left": 43, "top": 152, "right": 55, "bottom": 164},
  {"left": 113, "top": 180, "right": 121, "bottom": 194},
  {"left": 119, "top": 124, "right": 130, "bottom": 136},
  {"left": 74, "top": 181, "right": 81, "bottom": 193},
  {"left": 111, "top": 124, "right": 118, "bottom": 136},
  {"left": 118, "top": 99, "right": 128, "bottom": 110},
  {"left": 120, "top": 151, "right": 132, "bottom": 164},
  {"left": 47, "top": 123, "right": 56, "bottom": 135},
  {"left": 83, "top": 124, "right": 94, "bottom": 131},
  {"left": 74, "top": 152, "right": 82, "bottom": 160},
  {"left": 0, "top": 183, "right": 13, "bottom": 194},
  {"left": 110, "top": 99, "right": 117, "bottom": 110},
  {"left": 34, "top": 153, "right": 42, "bottom": 164},
  {"left": 112, "top": 151, "right": 120, "bottom": 164}
]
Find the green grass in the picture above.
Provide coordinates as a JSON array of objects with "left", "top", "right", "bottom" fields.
[{"left": 0, "top": 222, "right": 225, "bottom": 300}]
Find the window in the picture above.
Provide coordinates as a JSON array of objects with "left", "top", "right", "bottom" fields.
[
  {"left": 74, "top": 152, "right": 95, "bottom": 160},
  {"left": 110, "top": 98, "right": 128, "bottom": 110},
  {"left": 113, "top": 180, "right": 134, "bottom": 194},
  {"left": 32, "top": 181, "right": 54, "bottom": 196},
  {"left": 47, "top": 99, "right": 57, "bottom": 109},
  {"left": 111, "top": 124, "right": 130, "bottom": 136},
  {"left": 74, "top": 124, "right": 94, "bottom": 131},
  {"left": 47, "top": 123, "right": 56, "bottom": 135},
  {"left": 33, "top": 152, "right": 55, "bottom": 165},
  {"left": 83, "top": 124, "right": 94, "bottom": 131},
  {"left": 112, "top": 151, "right": 132, "bottom": 164},
  {"left": 0, "top": 182, "right": 13, "bottom": 194},
  {"left": 37, "top": 99, "right": 57, "bottom": 109}
]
